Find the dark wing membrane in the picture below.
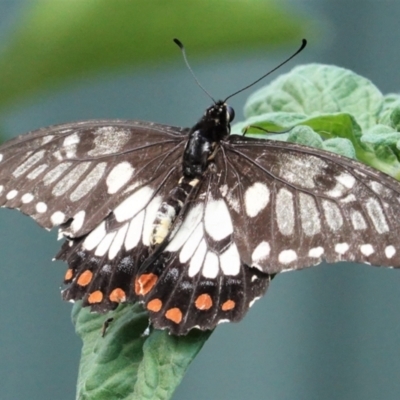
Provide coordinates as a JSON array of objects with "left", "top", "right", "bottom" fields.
[
  {"left": 135, "top": 169, "right": 270, "bottom": 335},
  {"left": 0, "top": 120, "right": 187, "bottom": 237},
  {"left": 222, "top": 135, "right": 400, "bottom": 274},
  {"left": 57, "top": 163, "right": 183, "bottom": 313}
]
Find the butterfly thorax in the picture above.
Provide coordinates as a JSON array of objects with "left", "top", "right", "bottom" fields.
[
  {"left": 183, "top": 101, "right": 233, "bottom": 178},
  {"left": 150, "top": 101, "right": 234, "bottom": 247}
]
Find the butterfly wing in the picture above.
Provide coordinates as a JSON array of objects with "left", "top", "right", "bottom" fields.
[
  {"left": 0, "top": 120, "right": 187, "bottom": 236},
  {"left": 0, "top": 119, "right": 190, "bottom": 313},
  {"left": 57, "top": 162, "right": 183, "bottom": 313},
  {"left": 135, "top": 166, "right": 270, "bottom": 334},
  {"left": 222, "top": 135, "right": 400, "bottom": 274}
]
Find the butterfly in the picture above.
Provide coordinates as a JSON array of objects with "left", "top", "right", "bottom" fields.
[{"left": 1, "top": 40, "right": 400, "bottom": 335}]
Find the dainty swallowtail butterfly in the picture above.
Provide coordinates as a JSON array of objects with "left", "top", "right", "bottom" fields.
[{"left": 1, "top": 40, "right": 400, "bottom": 335}]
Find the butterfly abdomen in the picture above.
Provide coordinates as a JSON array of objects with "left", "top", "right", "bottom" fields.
[{"left": 150, "top": 177, "right": 199, "bottom": 246}]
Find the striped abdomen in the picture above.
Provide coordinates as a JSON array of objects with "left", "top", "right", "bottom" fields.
[{"left": 150, "top": 177, "right": 199, "bottom": 247}]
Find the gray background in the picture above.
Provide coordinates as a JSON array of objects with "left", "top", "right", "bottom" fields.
[{"left": 1, "top": 1, "right": 400, "bottom": 399}]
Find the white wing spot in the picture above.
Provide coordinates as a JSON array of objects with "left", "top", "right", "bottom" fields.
[
  {"left": 83, "top": 221, "right": 107, "bottom": 251},
  {"left": 244, "top": 182, "right": 270, "bottom": 217},
  {"left": 63, "top": 132, "right": 80, "bottom": 147},
  {"left": 202, "top": 251, "right": 219, "bottom": 278},
  {"left": 276, "top": 188, "right": 294, "bottom": 236},
  {"left": 0, "top": 154, "right": 3, "bottom": 162},
  {"left": 279, "top": 154, "right": 327, "bottom": 189},
  {"left": 95, "top": 232, "right": 117, "bottom": 257},
  {"left": 335, "top": 172, "right": 355, "bottom": 189},
  {"left": 309, "top": 247, "right": 324, "bottom": 258},
  {"left": 219, "top": 184, "right": 228, "bottom": 197},
  {"left": 88, "top": 127, "right": 130, "bottom": 156},
  {"left": 219, "top": 243, "right": 240, "bottom": 276},
  {"left": 51, "top": 211, "right": 66, "bottom": 225},
  {"left": 365, "top": 198, "right": 389, "bottom": 234},
  {"left": 109, "top": 223, "right": 128, "bottom": 260},
  {"left": 368, "top": 181, "right": 391, "bottom": 197},
  {"left": 385, "top": 245, "right": 396, "bottom": 259},
  {"left": 63, "top": 133, "right": 80, "bottom": 158},
  {"left": 6, "top": 190, "right": 18, "bottom": 200},
  {"left": 52, "top": 162, "right": 92, "bottom": 196},
  {"left": 42, "top": 162, "right": 72, "bottom": 186},
  {"left": 166, "top": 204, "right": 204, "bottom": 252},
  {"left": 351, "top": 210, "right": 367, "bottom": 230},
  {"left": 27, "top": 164, "right": 48, "bottom": 180},
  {"left": 21, "top": 193, "right": 34, "bottom": 203},
  {"left": 106, "top": 161, "right": 134, "bottom": 194},
  {"left": 13, "top": 150, "right": 45, "bottom": 178},
  {"left": 71, "top": 210, "right": 86, "bottom": 232},
  {"left": 278, "top": 249, "right": 297, "bottom": 264},
  {"left": 70, "top": 162, "right": 107, "bottom": 202},
  {"left": 179, "top": 224, "right": 203, "bottom": 264},
  {"left": 42, "top": 135, "right": 54, "bottom": 145},
  {"left": 204, "top": 199, "right": 233, "bottom": 240},
  {"left": 114, "top": 186, "right": 154, "bottom": 223},
  {"left": 36, "top": 202, "right": 47, "bottom": 213},
  {"left": 299, "top": 193, "right": 320, "bottom": 236},
  {"left": 335, "top": 242, "right": 349, "bottom": 254},
  {"left": 251, "top": 241, "right": 270, "bottom": 270},
  {"left": 322, "top": 200, "right": 343, "bottom": 231},
  {"left": 220, "top": 184, "right": 241, "bottom": 213},
  {"left": 125, "top": 211, "right": 145, "bottom": 251},
  {"left": 360, "top": 244, "right": 374, "bottom": 256},
  {"left": 188, "top": 239, "right": 207, "bottom": 277}
]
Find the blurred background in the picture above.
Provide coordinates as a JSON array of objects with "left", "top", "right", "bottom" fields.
[{"left": 1, "top": 1, "right": 400, "bottom": 399}]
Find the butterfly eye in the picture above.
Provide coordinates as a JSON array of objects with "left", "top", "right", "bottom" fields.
[{"left": 226, "top": 105, "right": 235, "bottom": 122}]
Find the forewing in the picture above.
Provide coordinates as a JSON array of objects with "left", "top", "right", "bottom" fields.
[
  {"left": 134, "top": 169, "right": 270, "bottom": 335},
  {"left": 222, "top": 135, "right": 400, "bottom": 274},
  {"left": 0, "top": 120, "right": 187, "bottom": 237}
]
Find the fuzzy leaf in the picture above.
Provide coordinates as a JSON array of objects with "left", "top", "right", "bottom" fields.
[
  {"left": 244, "top": 64, "right": 384, "bottom": 130},
  {"left": 236, "top": 64, "right": 400, "bottom": 179}
]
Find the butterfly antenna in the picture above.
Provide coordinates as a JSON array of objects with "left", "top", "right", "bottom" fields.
[
  {"left": 173, "top": 38, "right": 217, "bottom": 104},
  {"left": 224, "top": 39, "right": 307, "bottom": 102}
]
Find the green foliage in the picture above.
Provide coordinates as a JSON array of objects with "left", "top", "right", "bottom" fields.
[
  {"left": 233, "top": 64, "right": 400, "bottom": 179},
  {"left": 73, "top": 303, "right": 211, "bottom": 400},
  {"left": 0, "top": 0, "right": 308, "bottom": 110}
]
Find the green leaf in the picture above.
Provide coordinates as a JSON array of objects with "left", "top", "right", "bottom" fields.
[
  {"left": 377, "top": 93, "right": 400, "bottom": 126},
  {"left": 0, "top": 0, "right": 309, "bottom": 110},
  {"left": 73, "top": 303, "right": 211, "bottom": 400},
  {"left": 132, "top": 329, "right": 212, "bottom": 400},
  {"left": 244, "top": 64, "right": 384, "bottom": 130},
  {"left": 237, "top": 64, "right": 400, "bottom": 179}
]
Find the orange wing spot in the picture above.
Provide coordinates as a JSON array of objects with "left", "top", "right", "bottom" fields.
[
  {"left": 88, "top": 290, "right": 103, "bottom": 304},
  {"left": 165, "top": 307, "right": 183, "bottom": 324},
  {"left": 195, "top": 293, "right": 213, "bottom": 310},
  {"left": 147, "top": 298, "right": 163, "bottom": 312},
  {"left": 77, "top": 270, "right": 93, "bottom": 286},
  {"left": 134, "top": 273, "right": 158, "bottom": 296},
  {"left": 109, "top": 288, "right": 126, "bottom": 303},
  {"left": 221, "top": 299, "right": 235, "bottom": 311},
  {"left": 64, "top": 268, "right": 74, "bottom": 281}
]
